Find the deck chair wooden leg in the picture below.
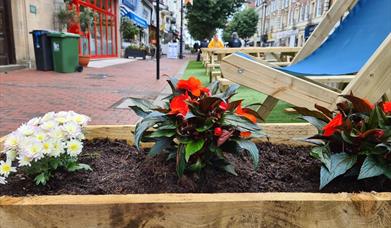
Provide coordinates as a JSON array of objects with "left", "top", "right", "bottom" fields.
[{"left": 256, "top": 96, "right": 279, "bottom": 122}]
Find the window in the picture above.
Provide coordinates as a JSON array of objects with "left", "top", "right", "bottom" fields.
[{"left": 316, "top": 0, "right": 324, "bottom": 16}]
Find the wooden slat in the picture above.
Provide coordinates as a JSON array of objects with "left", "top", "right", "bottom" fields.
[
  {"left": 291, "top": 0, "right": 357, "bottom": 64},
  {"left": 256, "top": 96, "right": 279, "bottom": 122},
  {"left": 0, "top": 192, "right": 390, "bottom": 227},
  {"left": 221, "top": 54, "right": 340, "bottom": 109},
  {"left": 340, "top": 34, "right": 391, "bottom": 104}
]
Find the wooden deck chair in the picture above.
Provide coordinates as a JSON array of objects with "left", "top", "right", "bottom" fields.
[{"left": 221, "top": 0, "right": 391, "bottom": 120}]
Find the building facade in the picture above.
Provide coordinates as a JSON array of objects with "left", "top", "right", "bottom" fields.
[
  {"left": 255, "top": 0, "right": 335, "bottom": 47},
  {"left": 0, "top": 0, "right": 121, "bottom": 67}
]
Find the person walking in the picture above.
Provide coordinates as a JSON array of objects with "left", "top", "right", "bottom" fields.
[
  {"left": 208, "top": 35, "right": 224, "bottom": 48},
  {"left": 227, "top": 32, "right": 242, "bottom": 48},
  {"left": 197, "top": 38, "right": 209, "bottom": 61}
]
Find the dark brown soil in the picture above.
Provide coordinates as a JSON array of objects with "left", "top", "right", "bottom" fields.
[{"left": 1, "top": 139, "right": 390, "bottom": 196}]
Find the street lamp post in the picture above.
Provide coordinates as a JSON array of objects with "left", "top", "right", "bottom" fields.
[
  {"left": 179, "top": 0, "right": 184, "bottom": 59},
  {"left": 156, "top": 0, "right": 160, "bottom": 80}
]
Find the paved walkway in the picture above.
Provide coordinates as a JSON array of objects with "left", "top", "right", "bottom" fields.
[{"left": 0, "top": 57, "right": 189, "bottom": 135}]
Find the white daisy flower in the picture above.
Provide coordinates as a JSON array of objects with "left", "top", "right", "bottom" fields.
[
  {"left": 67, "top": 140, "right": 83, "bottom": 157},
  {"left": 41, "top": 141, "right": 53, "bottom": 155},
  {"left": 17, "top": 154, "right": 32, "bottom": 167},
  {"left": 63, "top": 122, "right": 81, "bottom": 138},
  {"left": 35, "top": 131, "right": 46, "bottom": 142},
  {"left": 0, "top": 176, "right": 6, "bottom": 184},
  {"left": 0, "top": 160, "right": 17, "bottom": 177},
  {"left": 42, "top": 112, "right": 55, "bottom": 122},
  {"left": 27, "top": 117, "right": 41, "bottom": 126},
  {"left": 73, "top": 114, "right": 91, "bottom": 126},
  {"left": 18, "top": 124, "right": 35, "bottom": 136},
  {"left": 41, "top": 120, "right": 58, "bottom": 131},
  {"left": 49, "top": 128, "right": 65, "bottom": 140},
  {"left": 50, "top": 140, "right": 65, "bottom": 157},
  {"left": 4, "top": 132, "right": 21, "bottom": 149},
  {"left": 24, "top": 142, "right": 44, "bottom": 160}
]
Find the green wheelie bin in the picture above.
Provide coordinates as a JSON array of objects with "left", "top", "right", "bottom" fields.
[{"left": 48, "top": 32, "right": 80, "bottom": 73}]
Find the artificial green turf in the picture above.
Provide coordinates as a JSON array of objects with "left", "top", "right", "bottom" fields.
[{"left": 182, "top": 60, "right": 304, "bottom": 123}]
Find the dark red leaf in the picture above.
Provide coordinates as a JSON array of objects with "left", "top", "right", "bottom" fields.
[
  {"left": 293, "top": 107, "right": 329, "bottom": 122},
  {"left": 340, "top": 95, "right": 374, "bottom": 113},
  {"left": 315, "top": 104, "right": 333, "bottom": 119},
  {"left": 217, "top": 130, "right": 233, "bottom": 147}
]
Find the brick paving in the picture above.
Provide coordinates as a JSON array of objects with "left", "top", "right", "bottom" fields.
[{"left": 0, "top": 57, "right": 189, "bottom": 135}]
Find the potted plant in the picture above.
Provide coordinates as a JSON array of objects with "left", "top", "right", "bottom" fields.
[
  {"left": 78, "top": 6, "right": 96, "bottom": 67},
  {"left": 124, "top": 44, "right": 148, "bottom": 59},
  {"left": 56, "top": 3, "right": 77, "bottom": 32}
]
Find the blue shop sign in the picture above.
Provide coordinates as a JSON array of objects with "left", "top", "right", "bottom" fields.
[{"left": 122, "top": 0, "right": 139, "bottom": 11}]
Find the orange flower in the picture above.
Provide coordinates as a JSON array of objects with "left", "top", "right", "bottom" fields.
[
  {"left": 177, "top": 76, "right": 209, "bottom": 97},
  {"left": 382, "top": 102, "right": 391, "bottom": 113},
  {"left": 169, "top": 94, "right": 190, "bottom": 117},
  {"left": 240, "top": 131, "right": 252, "bottom": 138},
  {"left": 235, "top": 102, "right": 257, "bottom": 123},
  {"left": 323, "top": 113, "right": 343, "bottom": 137}
]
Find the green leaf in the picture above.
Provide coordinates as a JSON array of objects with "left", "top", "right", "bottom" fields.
[
  {"left": 195, "top": 119, "right": 214, "bottom": 132},
  {"left": 67, "top": 163, "right": 92, "bottom": 172},
  {"left": 176, "top": 144, "right": 186, "bottom": 177},
  {"left": 208, "top": 80, "right": 220, "bottom": 95},
  {"left": 320, "top": 153, "right": 357, "bottom": 189},
  {"left": 188, "top": 159, "right": 205, "bottom": 172},
  {"left": 358, "top": 156, "right": 384, "bottom": 180},
  {"left": 148, "top": 137, "right": 172, "bottom": 157},
  {"left": 223, "top": 113, "right": 261, "bottom": 132},
  {"left": 148, "top": 129, "right": 176, "bottom": 138},
  {"left": 34, "top": 173, "right": 49, "bottom": 186},
  {"left": 134, "top": 112, "right": 167, "bottom": 150},
  {"left": 235, "top": 139, "right": 259, "bottom": 169},
  {"left": 185, "top": 139, "right": 205, "bottom": 161},
  {"left": 128, "top": 97, "right": 158, "bottom": 117},
  {"left": 301, "top": 116, "right": 327, "bottom": 132},
  {"left": 223, "top": 164, "right": 238, "bottom": 176},
  {"left": 311, "top": 146, "right": 331, "bottom": 171}
]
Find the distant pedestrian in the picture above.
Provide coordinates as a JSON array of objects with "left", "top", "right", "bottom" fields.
[
  {"left": 197, "top": 38, "right": 209, "bottom": 61},
  {"left": 227, "top": 32, "right": 242, "bottom": 48},
  {"left": 208, "top": 35, "right": 224, "bottom": 48},
  {"left": 193, "top": 42, "right": 200, "bottom": 52}
]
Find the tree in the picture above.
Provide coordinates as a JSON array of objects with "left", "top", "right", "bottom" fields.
[
  {"left": 223, "top": 8, "right": 259, "bottom": 41},
  {"left": 185, "top": 0, "right": 245, "bottom": 40}
]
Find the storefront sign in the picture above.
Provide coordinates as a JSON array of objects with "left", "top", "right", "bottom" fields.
[{"left": 122, "top": 0, "right": 139, "bottom": 11}]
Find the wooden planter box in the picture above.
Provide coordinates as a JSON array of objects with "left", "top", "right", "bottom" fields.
[
  {"left": 0, "top": 124, "right": 390, "bottom": 227},
  {"left": 124, "top": 48, "right": 147, "bottom": 60}
]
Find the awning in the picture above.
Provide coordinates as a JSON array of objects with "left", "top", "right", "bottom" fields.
[{"left": 120, "top": 6, "right": 149, "bottom": 29}]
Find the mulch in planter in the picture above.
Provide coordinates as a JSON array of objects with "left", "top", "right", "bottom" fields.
[{"left": 1, "top": 139, "right": 390, "bottom": 196}]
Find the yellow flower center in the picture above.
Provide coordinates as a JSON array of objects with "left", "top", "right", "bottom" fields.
[
  {"left": 1, "top": 164, "right": 11, "bottom": 173},
  {"left": 70, "top": 144, "right": 79, "bottom": 151}
]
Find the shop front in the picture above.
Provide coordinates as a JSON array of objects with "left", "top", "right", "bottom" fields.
[{"left": 69, "top": 0, "right": 119, "bottom": 59}]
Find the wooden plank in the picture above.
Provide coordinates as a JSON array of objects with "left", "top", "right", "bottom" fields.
[
  {"left": 0, "top": 123, "right": 318, "bottom": 152},
  {"left": 0, "top": 192, "right": 390, "bottom": 227},
  {"left": 221, "top": 54, "right": 340, "bottom": 109},
  {"left": 340, "top": 34, "right": 391, "bottom": 104},
  {"left": 291, "top": 0, "right": 357, "bottom": 64},
  {"left": 256, "top": 96, "right": 279, "bottom": 122}
]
